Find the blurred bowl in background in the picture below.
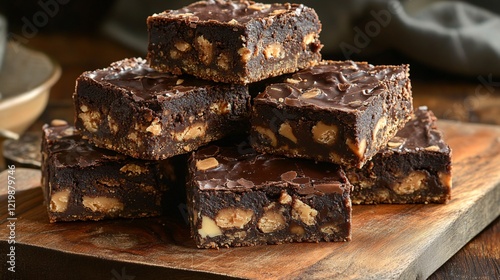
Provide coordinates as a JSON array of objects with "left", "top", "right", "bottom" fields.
[
  {"left": 0, "top": 14, "right": 6, "bottom": 68},
  {"left": 0, "top": 42, "right": 60, "bottom": 134}
]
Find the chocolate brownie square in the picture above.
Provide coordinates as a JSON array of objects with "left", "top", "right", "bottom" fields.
[
  {"left": 187, "top": 144, "right": 352, "bottom": 248},
  {"left": 74, "top": 57, "right": 251, "bottom": 160},
  {"left": 147, "top": 0, "right": 322, "bottom": 84},
  {"left": 250, "top": 60, "right": 413, "bottom": 168},
  {"left": 41, "top": 120, "right": 167, "bottom": 222}
]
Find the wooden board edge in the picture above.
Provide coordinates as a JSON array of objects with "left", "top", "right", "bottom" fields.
[{"left": 405, "top": 181, "right": 500, "bottom": 280}]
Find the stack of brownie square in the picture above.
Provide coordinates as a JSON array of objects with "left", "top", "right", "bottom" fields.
[{"left": 41, "top": 0, "right": 452, "bottom": 249}]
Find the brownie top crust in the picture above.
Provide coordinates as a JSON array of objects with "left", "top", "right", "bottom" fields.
[
  {"left": 255, "top": 60, "right": 409, "bottom": 111},
  {"left": 192, "top": 144, "right": 347, "bottom": 193},
  {"left": 43, "top": 123, "right": 128, "bottom": 168},
  {"left": 81, "top": 58, "right": 235, "bottom": 101},
  {"left": 386, "top": 106, "right": 450, "bottom": 154},
  {"left": 151, "top": 0, "right": 311, "bottom": 25}
]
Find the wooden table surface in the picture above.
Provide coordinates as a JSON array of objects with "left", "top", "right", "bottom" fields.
[{"left": 1, "top": 33, "right": 499, "bottom": 279}]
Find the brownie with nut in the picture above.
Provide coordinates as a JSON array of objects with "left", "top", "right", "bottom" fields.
[
  {"left": 147, "top": 0, "right": 322, "bottom": 84},
  {"left": 347, "top": 107, "right": 452, "bottom": 204},
  {"left": 187, "top": 144, "right": 352, "bottom": 249},
  {"left": 41, "top": 120, "right": 168, "bottom": 223},
  {"left": 250, "top": 60, "right": 413, "bottom": 168},
  {"left": 74, "top": 57, "right": 251, "bottom": 160}
]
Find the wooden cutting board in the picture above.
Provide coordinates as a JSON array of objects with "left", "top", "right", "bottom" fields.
[{"left": 1, "top": 120, "right": 499, "bottom": 280}]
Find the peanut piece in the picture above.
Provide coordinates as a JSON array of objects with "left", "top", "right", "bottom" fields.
[
  {"left": 312, "top": 122, "right": 338, "bottom": 146},
  {"left": 174, "top": 40, "right": 191, "bottom": 52},
  {"left": 107, "top": 115, "right": 119, "bottom": 134},
  {"left": 320, "top": 223, "right": 339, "bottom": 235},
  {"left": 226, "top": 231, "right": 247, "bottom": 241},
  {"left": 82, "top": 196, "right": 124, "bottom": 213},
  {"left": 120, "top": 164, "right": 147, "bottom": 175},
  {"left": 195, "top": 35, "right": 214, "bottom": 65},
  {"left": 373, "top": 116, "right": 387, "bottom": 140},
  {"left": 263, "top": 43, "right": 284, "bottom": 59},
  {"left": 174, "top": 123, "right": 207, "bottom": 141},
  {"left": 215, "top": 208, "right": 253, "bottom": 229},
  {"left": 270, "top": 9, "right": 287, "bottom": 16},
  {"left": 387, "top": 138, "right": 404, "bottom": 149},
  {"left": 279, "top": 122, "right": 298, "bottom": 143},
  {"left": 291, "top": 199, "right": 318, "bottom": 226},
  {"left": 255, "top": 126, "right": 278, "bottom": 147},
  {"left": 258, "top": 208, "right": 286, "bottom": 233},
  {"left": 170, "top": 49, "right": 180, "bottom": 59},
  {"left": 50, "top": 119, "right": 68, "bottom": 126},
  {"left": 50, "top": 189, "right": 70, "bottom": 213},
  {"left": 348, "top": 100, "right": 363, "bottom": 108},
  {"left": 279, "top": 191, "right": 292, "bottom": 204},
  {"left": 439, "top": 171, "right": 452, "bottom": 188},
  {"left": 238, "top": 47, "right": 252, "bottom": 62},
  {"left": 196, "top": 157, "right": 219, "bottom": 171},
  {"left": 286, "top": 78, "right": 301, "bottom": 84},
  {"left": 302, "top": 33, "right": 316, "bottom": 50},
  {"left": 217, "top": 53, "right": 231, "bottom": 70},
  {"left": 248, "top": 3, "right": 271, "bottom": 10},
  {"left": 346, "top": 138, "right": 367, "bottom": 158},
  {"left": 290, "top": 224, "right": 305, "bottom": 236},
  {"left": 357, "top": 178, "right": 373, "bottom": 189},
  {"left": 301, "top": 88, "right": 321, "bottom": 99},
  {"left": 61, "top": 126, "right": 76, "bottom": 136},
  {"left": 78, "top": 107, "right": 101, "bottom": 133},
  {"left": 393, "top": 171, "right": 427, "bottom": 195},
  {"left": 210, "top": 102, "right": 231, "bottom": 114},
  {"left": 146, "top": 118, "right": 162, "bottom": 136},
  {"left": 198, "top": 215, "right": 222, "bottom": 238},
  {"left": 424, "top": 145, "right": 440, "bottom": 152}
]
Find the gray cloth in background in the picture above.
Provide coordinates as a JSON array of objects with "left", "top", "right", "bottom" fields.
[
  {"left": 334, "top": 0, "right": 500, "bottom": 77},
  {"left": 103, "top": 0, "right": 500, "bottom": 77}
]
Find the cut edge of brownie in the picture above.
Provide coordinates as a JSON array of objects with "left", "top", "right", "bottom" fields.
[
  {"left": 187, "top": 144, "right": 352, "bottom": 248},
  {"left": 347, "top": 106, "right": 452, "bottom": 204},
  {"left": 41, "top": 120, "right": 166, "bottom": 223},
  {"left": 73, "top": 57, "right": 252, "bottom": 160},
  {"left": 249, "top": 60, "right": 413, "bottom": 168}
]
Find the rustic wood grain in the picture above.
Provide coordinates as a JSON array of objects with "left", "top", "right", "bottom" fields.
[
  {"left": 0, "top": 120, "right": 499, "bottom": 280},
  {"left": 411, "top": 80, "right": 500, "bottom": 126},
  {"left": 429, "top": 216, "right": 500, "bottom": 280}
]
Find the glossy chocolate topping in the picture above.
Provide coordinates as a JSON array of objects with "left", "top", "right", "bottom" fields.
[
  {"left": 257, "top": 60, "right": 408, "bottom": 111},
  {"left": 84, "top": 58, "right": 220, "bottom": 101},
  {"left": 44, "top": 124, "right": 128, "bottom": 168},
  {"left": 155, "top": 0, "right": 307, "bottom": 24},
  {"left": 192, "top": 145, "right": 345, "bottom": 193},
  {"left": 387, "top": 106, "right": 449, "bottom": 153}
]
